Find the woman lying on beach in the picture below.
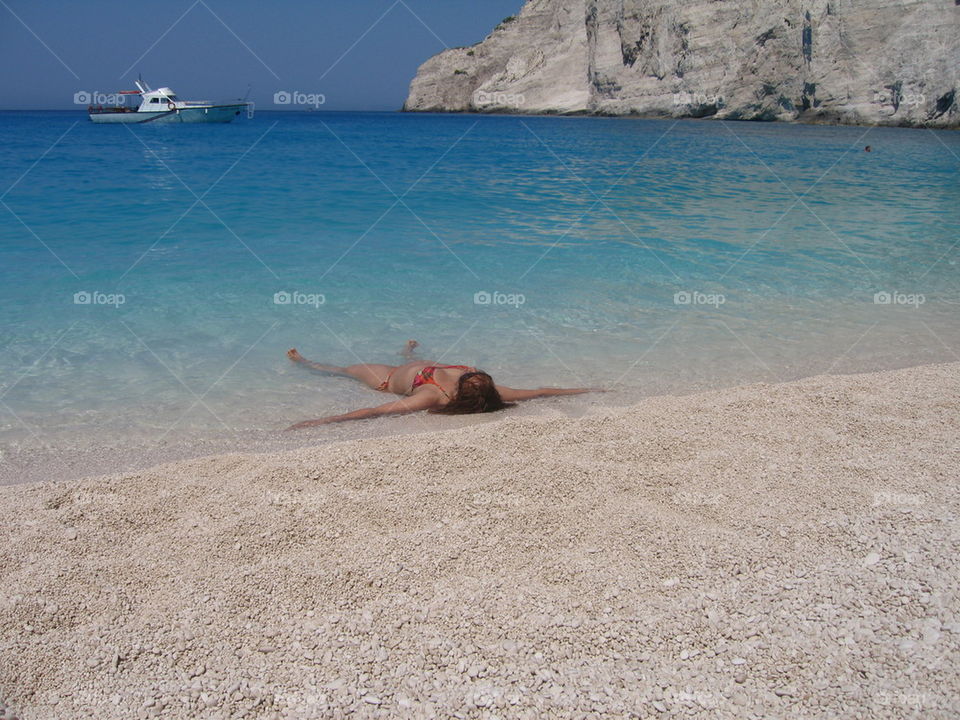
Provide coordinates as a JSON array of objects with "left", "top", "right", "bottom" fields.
[{"left": 285, "top": 340, "right": 596, "bottom": 430}]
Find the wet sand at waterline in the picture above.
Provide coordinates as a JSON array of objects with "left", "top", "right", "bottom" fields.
[{"left": 1, "top": 362, "right": 958, "bottom": 719}]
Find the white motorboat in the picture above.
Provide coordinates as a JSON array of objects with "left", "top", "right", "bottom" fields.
[{"left": 88, "top": 79, "right": 252, "bottom": 124}]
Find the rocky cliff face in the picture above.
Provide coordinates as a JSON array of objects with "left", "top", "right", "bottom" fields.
[{"left": 403, "top": 0, "right": 959, "bottom": 127}]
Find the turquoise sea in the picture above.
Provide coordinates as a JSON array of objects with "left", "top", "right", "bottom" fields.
[{"left": 1, "top": 111, "right": 958, "bottom": 477}]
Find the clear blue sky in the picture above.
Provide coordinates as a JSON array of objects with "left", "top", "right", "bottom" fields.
[{"left": 0, "top": 0, "right": 524, "bottom": 110}]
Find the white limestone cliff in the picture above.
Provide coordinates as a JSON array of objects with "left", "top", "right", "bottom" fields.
[{"left": 403, "top": 0, "right": 959, "bottom": 127}]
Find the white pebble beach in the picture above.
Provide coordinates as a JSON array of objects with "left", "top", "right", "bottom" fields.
[{"left": 1, "top": 362, "right": 958, "bottom": 719}]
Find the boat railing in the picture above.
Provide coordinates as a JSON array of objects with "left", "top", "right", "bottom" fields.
[{"left": 88, "top": 105, "right": 136, "bottom": 114}]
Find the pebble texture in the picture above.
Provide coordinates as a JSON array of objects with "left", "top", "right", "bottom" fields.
[
  {"left": 1, "top": 362, "right": 959, "bottom": 718},
  {"left": 404, "top": 0, "right": 960, "bottom": 128}
]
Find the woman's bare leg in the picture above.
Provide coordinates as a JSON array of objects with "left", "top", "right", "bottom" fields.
[
  {"left": 288, "top": 349, "right": 397, "bottom": 391},
  {"left": 342, "top": 363, "right": 397, "bottom": 390},
  {"left": 339, "top": 341, "right": 420, "bottom": 390},
  {"left": 287, "top": 348, "right": 352, "bottom": 376}
]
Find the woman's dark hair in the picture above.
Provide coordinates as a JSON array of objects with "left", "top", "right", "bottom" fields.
[{"left": 430, "top": 371, "right": 515, "bottom": 415}]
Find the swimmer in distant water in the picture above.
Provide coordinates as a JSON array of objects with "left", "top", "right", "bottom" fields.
[
  {"left": 865, "top": 146, "right": 872, "bottom": 152},
  {"left": 284, "top": 340, "right": 599, "bottom": 430}
]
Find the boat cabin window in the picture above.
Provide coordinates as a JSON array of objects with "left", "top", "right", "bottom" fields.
[{"left": 150, "top": 98, "right": 160, "bottom": 103}]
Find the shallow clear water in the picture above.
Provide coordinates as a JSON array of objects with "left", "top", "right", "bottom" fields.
[{"left": 0, "top": 110, "right": 958, "bottom": 476}]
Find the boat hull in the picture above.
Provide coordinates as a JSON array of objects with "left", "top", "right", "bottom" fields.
[{"left": 89, "top": 104, "right": 248, "bottom": 124}]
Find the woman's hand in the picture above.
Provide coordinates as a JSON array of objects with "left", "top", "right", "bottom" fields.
[{"left": 495, "top": 385, "right": 606, "bottom": 401}]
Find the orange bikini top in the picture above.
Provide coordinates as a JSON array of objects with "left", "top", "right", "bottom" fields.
[{"left": 411, "top": 365, "right": 474, "bottom": 398}]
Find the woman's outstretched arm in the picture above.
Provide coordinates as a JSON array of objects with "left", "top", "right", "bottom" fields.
[
  {"left": 495, "top": 385, "right": 601, "bottom": 402},
  {"left": 285, "top": 392, "right": 438, "bottom": 431}
]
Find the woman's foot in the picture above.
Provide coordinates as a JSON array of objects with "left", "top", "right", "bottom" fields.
[{"left": 287, "top": 348, "right": 305, "bottom": 363}]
